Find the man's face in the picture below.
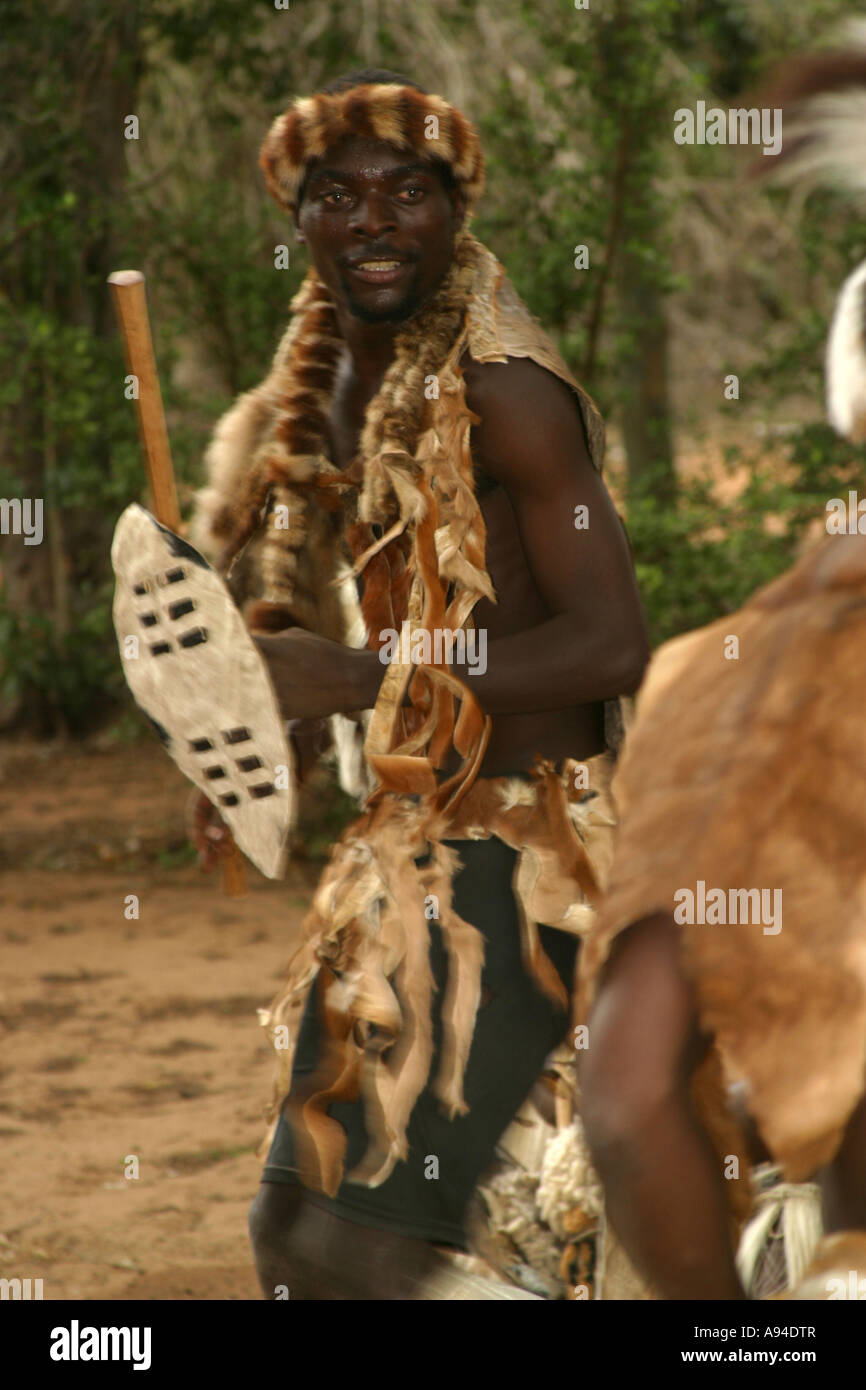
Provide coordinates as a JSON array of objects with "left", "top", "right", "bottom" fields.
[{"left": 296, "top": 136, "right": 465, "bottom": 324}]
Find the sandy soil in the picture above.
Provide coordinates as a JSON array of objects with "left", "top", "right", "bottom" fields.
[{"left": 0, "top": 736, "right": 321, "bottom": 1301}]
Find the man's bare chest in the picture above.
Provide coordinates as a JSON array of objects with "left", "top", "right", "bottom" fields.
[
  {"left": 325, "top": 391, "right": 537, "bottom": 629},
  {"left": 324, "top": 394, "right": 363, "bottom": 473}
]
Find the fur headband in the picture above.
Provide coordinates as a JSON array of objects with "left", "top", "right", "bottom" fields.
[{"left": 259, "top": 83, "right": 485, "bottom": 215}]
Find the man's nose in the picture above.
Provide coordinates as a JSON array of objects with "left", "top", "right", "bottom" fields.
[{"left": 349, "top": 193, "right": 398, "bottom": 238}]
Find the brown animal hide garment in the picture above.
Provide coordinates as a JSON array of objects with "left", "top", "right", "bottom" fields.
[
  {"left": 577, "top": 531, "right": 866, "bottom": 1194},
  {"left": 190, "top": 235, "right": 620, "bottom": 1197},
  {"left": 264, "top": 755, "right": 617, "bottom": 1198}
]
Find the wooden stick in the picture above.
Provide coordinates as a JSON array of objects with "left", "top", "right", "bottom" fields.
[
  {"left": 108, "top": 269, "right": 247, "bottom": 898},
  {"left": 108, "top": 271, "right": 182, "bottom": 532}
]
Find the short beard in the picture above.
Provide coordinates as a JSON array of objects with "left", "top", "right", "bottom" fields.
[
  {"left": 342, "top": 283, "right": 427, "bottom": 325},
  {"left": 336, "top": 259, "right": 435, "bottom": 325}
]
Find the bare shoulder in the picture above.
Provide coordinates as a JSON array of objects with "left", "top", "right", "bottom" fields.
[
  {"left": 458, "top": 351, "right": 594, "bottom": 490},
  {"left": 459, "top": 352, "right": 579, "bottom": 422}
]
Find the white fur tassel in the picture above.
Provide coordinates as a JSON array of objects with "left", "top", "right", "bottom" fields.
[
  {"left": 767, "top": 20, "right": 866, "bottom": 197},
  {"left": 774, "top": 89, "right": 866, "bottom": 196},
  {"left": 826, "top": 260, "right": 866, "bottom": 442}
]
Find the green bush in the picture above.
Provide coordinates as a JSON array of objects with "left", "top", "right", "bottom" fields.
[{"left": 627, "top": 424, "right": 866, "bottom": 647}]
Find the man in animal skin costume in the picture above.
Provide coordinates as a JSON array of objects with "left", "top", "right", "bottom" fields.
[{"left": 188, "top": 68, "right": 648, "bottom": 1300}]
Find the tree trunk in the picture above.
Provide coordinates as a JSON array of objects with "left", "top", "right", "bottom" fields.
[
  {"left": 592, "top": 0, "right": 677, "bottom": 501},
  {"left": 619, "top": 249, "right": 676, "bottom": 503}
]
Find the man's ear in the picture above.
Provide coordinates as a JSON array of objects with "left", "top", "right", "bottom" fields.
[{"left": 293, "top": 213, "right": 306, "bottom": 245}]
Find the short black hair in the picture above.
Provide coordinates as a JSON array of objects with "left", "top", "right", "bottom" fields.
[{"left": 297, "top": 70, "right": 458, "bottom": 212}]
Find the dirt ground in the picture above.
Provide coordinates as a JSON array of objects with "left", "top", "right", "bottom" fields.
[{"left": 0, "top": 735, "right": 322, "bottom": 1301}]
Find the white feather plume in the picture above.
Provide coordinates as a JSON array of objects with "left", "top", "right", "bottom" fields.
[
  {"left": 765, "top": 20, "right": 866, "bottom": 197},
  {"left": 773, "top": 90, "right": 866, "bottom": 195},
  {"left": 826, "top": 260, "right": 866, "bottom": 442}
]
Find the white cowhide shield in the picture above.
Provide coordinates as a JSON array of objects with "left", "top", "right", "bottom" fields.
[{"left": 111, "top": 503, "right": 294, "bottom": 879}]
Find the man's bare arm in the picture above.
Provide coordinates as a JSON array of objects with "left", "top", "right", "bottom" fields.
[{"left": 449, "top": 356, "right": 650, "bottom": 714}]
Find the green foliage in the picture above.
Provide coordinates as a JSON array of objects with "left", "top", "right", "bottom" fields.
[
  {"left": 0, "top": 577, "right": 124, "bottom": 730},
  {"left": 156, "top": 841, "right": 198, "bottom": 869},
  {"left": 629, "top": 470, "right": 791, "bottom": 645},
  {"left": 628, "top": 423, "right": 866, "bottom": 646},
  {"left": 293, "top": 767, "right": 360, "bottom": 862},
  {"left": 0, "top": 290, "right": 145, "bottom": 729},
  {"left": 141, "top": 175, "right": 300, "bottom": 399},
  {"left": 2, "top": 0, "right": 865, "bottom": 739}
]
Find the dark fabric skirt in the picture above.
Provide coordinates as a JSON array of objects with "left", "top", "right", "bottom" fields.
[{"left": 261, "top": 834, "right": 578, "bottom": 1247}]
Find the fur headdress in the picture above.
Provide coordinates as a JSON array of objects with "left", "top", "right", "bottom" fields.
[{"left": 259, "top": 82, "right": 485, "bottom": 216}]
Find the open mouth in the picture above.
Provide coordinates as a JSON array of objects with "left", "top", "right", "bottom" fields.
[{"left": 346, "top": 259, "right": 409, "bottom": 284}]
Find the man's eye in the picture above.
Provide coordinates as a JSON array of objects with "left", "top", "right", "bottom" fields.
[
  {"left": 322, "top": 190, "right": 350, "bottom": 205},
  {"left": 398, "top": 186, "right": 425, "bottom": 201}
]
